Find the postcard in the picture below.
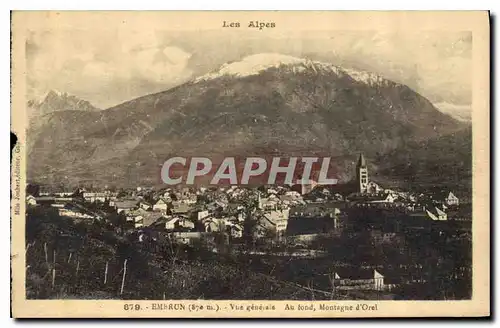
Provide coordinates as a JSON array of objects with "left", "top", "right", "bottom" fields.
[{"left": 11, "top": 11, "right": 490, "bottom": 318}]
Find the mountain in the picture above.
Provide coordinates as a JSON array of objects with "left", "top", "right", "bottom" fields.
[
  {"left": 373, "top": 127, "right": 472, "bottom": 195},
  {"left": 27, "top": 90, "right": 100, "bottom": 117},
  {"left": 433, "top": 102, "right": 472, "bottom": 123},
  {"left": 26, "top": 90, "right": 101, "bottom": 151},
  {"left": 27, "top": 54, "right": 468, "bottom": 188}
]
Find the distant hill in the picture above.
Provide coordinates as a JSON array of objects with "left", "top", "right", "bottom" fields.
[
  {"left": 433, "top": 102, "right": 471, "bottom": 123},
  {"left": 27, "top": 90, "right": 100, "bottom": 117},
  {"left": 27, "top": 54, "right": 468, "bottom": 188},
  {"left": 26, "top": 90, "right": 101, "bottom": 151}
]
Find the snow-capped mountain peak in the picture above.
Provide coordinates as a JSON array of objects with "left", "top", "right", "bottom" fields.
[
  {"left": 195, "top": 53, "right": 306, "bottom": 81},
  {"left": 193, "top": 53, "right": 393, "bottom": 87}
]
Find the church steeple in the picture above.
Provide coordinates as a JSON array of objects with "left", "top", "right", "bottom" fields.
[
  {"left": 356, "top": 153, "right": 369, "bottom": 193},
  {"left": 357, "top": 153, "right": 366, "bottom": 168}
]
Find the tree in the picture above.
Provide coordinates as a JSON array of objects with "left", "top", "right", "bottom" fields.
[
  {"left": 116, "top": 189, "right": 128, "bottom": 198},
  {"left": 213, "top": 222, "right": 230, "bottom": 254},
  {"left": 108, "top": 212, "right": 127, "bottom": 228},
  {"left": 26, "top": 183, "right": 40, "bottom": 196}
]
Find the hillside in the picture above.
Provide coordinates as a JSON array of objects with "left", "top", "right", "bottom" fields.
[
  {"left": 434, "top": 102, "right": 471, "bottom": 123},
  {"left": 373, "top": 127, "right": 472, "bottom": 195},
  {"left": 25, "top": 207, "right": 335, "bottom": 300},
  {"left": 26, "top": 91, "right": 101, "bottom": 150},
  {"left": 27, "top": 54, "right": 468, "bottom": 188}
]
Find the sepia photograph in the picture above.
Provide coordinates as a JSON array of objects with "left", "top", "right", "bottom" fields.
[{"left": 10, "top": 11, "right": 490, "bottom": 318}]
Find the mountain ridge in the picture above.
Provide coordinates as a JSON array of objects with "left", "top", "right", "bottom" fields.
[
  {"left": 27, "top": 89, "right": 101, "bottom": 118},
  {"left": 27, "top": 54, "right": 469, "bottom": 189},
  {"left": 193, "top": 53, "right": 399, "bottom": 88},
  {"left": 433, "top": 102, "right": 471, "bottom": 122}
]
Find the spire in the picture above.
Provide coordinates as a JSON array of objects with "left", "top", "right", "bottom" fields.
[{"left": 357, "top": 153, "right": 366, "bottom": 168}]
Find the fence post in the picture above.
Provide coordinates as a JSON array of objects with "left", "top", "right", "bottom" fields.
[
  {"left": 120, "top": 259, "right": 128, "bottom": 295},
  {"left": 104, "top": 261, "right": 109, "bottom": 285},
  {"left": 44, "top": 243, "right": 48, "bottom": 265}
]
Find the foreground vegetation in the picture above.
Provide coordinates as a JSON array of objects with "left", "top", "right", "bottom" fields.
[
  {"left": 26, "top": 205, "right": 471, "bottom": 300},
  {"left": 26, "top": 207, "right": 338, "bottom": 300}
]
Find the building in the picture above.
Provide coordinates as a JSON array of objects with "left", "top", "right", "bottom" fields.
[
  {"left": 368, "top": 193, "right": 397, "bottom": 203},
  {"left": 139, "top": 201, "right": 152, "bottom": 211},
  {"left": 108, "top": 196, "right": 118, "bottom": 207},
  {"left": 26, "top": 195, "right": 37, "bottom": 206},
  {"left": 58, "top": 206, "right": 94, "bottom": 220},
  {"left": 197, "top": 210, "right": 210, "bottom": 220},
  {"left": 263, "top": 209, "right": 290, "bottom": 234},
  {"left": 287, "top": 203, "right": 342, "bottom": 236},
  {"left": 115, "top": 200, "right": 139, "bottom": 214},
  {"left": 202, "top": 217, "right": 243, "bottom": 239},
  {"left": 177, "top": 194, "right": 197, "bottom": 205},
  {"left": 356, "top": 153, "right": 369, "bottom": 194},
  {"left": 347, "top": 193, "right": 398, "bottom": 207},
  {"left": 445, "top": 192, "right": 460, "bottom": 206},
  {"left": 163, "top": 217, "right": 179, "bottom": 230},
  {"left": 50, "top": 203, "right": 65, "bottom": 208},
  {"left": 332, "top": 268, "right": 385, "bottom": 290},
  {"left": 134, "top": 212, "right": 165, "bottom": 229},
  {"left": 279, "top": 191, "right": 305, "bottom": 206},
  {"left": 127, "top": 209, "right": 164, "bottom": 228},
  {"left": 425, "top": 207, "right": 448, "bottom": 221},
  {"left": 228, "top": 223, "right": 243, "bottom": 238},
  {"left": 32, "top": 196, "right": 55, "bottom": 206},
  {"left": 258, "top": 193, "right": 281, "bottom": 211},
  {"left": 289, "top": 203, "right": 343, "bottom": 218},
  {"left": 157, "top": 190, "right": 172, "bottom": 202},
  {"left": 170, "top": 201, "right": 192, "bottom": 215},
  {"left": 82, "top": 192, "right": 109, "bottom": 203},
  {"left": 169, "top": 232, "right": 206, "bottom": 245},
  {"left": 156, "top": 217, "right": 195, "bottom": 231},
  {"left": 178, "top": 218, "right": 195, "bottom": 230},
  {"left": 203, "top": 217, "right": 226, "bottom": 233},
  {"left": 366, "top": 181, "right": 384, "bottom": 194},
  {"left": 127, "top": 214, "right": 144, "bottom": 228},
  {"left": 152, "top": 198, "right": 169, "bottom": 212},
  {"left": 54, "top": 191, "right": 74, "bottom": 197},
  {"left": 173, "top": 189, "right": 197, "bottom": 205}
]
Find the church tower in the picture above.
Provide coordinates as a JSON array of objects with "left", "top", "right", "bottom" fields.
[{"left": 356, "top": 154, "right": 368, "bottom": 193}]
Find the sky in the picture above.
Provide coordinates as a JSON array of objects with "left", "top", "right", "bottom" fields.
[{"left": 26, "top": 29, "right": 472, "bottom": 109}]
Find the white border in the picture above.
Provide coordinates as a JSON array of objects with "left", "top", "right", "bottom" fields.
[{"left": 4, "top": 2, "right": 497, "bottom": 327}]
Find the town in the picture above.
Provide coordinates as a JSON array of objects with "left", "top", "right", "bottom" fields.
[{"left": 25, "top": 154, "right": 472, "bottom": 300}]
